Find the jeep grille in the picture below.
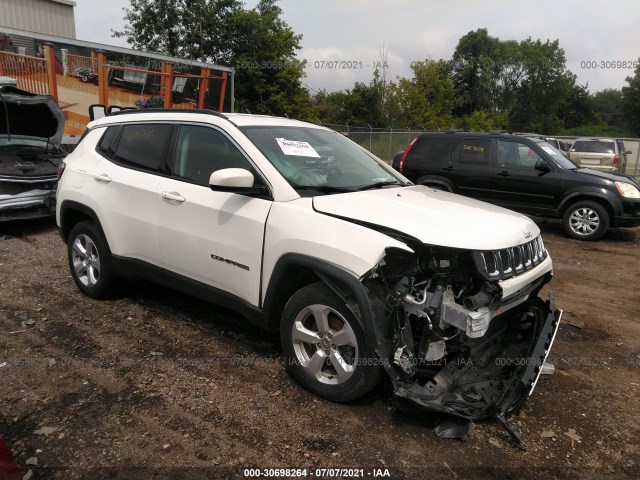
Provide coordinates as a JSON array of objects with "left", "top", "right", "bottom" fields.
[{"left": 474, "top": 236, "right": 547, "bottom": 280}]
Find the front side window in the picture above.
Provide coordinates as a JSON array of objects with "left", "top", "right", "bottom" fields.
[
  {"left": 173, "top": 125, "right": 254, "bottom": 186},
  {"left": 451, "top": 139, "right": 492, "bottom": 166},
  {"left": 113, "top": 124, "right": 173, "bottom": 173},
  {"left": 498, "top": 141, "right": 544, "bottom": 170},
  {"left": 239, "top": 126, "right": 404, "bottom": 193}
]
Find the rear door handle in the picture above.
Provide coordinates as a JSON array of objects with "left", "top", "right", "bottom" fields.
[
  {"left": 161, "top": 191, "right": 185, "bottom": 203},
  {"left": 497, "top": 171, "right": 510, "bottom": 177},
  {"left": 93, "top": 173, "right": 112, "bottom": 183}
]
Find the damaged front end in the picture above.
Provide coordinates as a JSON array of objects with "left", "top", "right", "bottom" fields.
[
  {"left": 0, "top": 86, "right": 66, "bottom": 221},
  {"left": 364, "top": 237, "right": 561, "bottom": 423}
]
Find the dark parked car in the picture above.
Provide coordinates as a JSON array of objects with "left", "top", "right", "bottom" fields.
[
  {"left": 0, "top": 86, "right": 66, "bottom": 221},
  {"left": 393, "top": 131, "right": 640, "bottom": 240}
]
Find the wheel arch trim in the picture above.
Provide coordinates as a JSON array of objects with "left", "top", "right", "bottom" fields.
[
  {"left": 261, "top": 253, "right": 376, "bottom": 345},
  {"left": 58, "top": 200, "right": 105, "bottom": 244}
]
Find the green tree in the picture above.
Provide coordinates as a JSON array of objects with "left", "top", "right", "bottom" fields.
[
  {"left": 561, "top": 83, "right": 597, "bottom": 130},
  {"left": 622, "top": 61, "right": 640, "bottom": 135},
  {"left": 387, "top": 59, "right": 456, "bottom": 128},
  {"left": 114, "top": 0, "right": 310, "bottom": 117},
  {"left": 451, "top": 28, "right": 501, "bottom": 115},
  {"left": 508, "top": 38, "right": 573, "bottom": 133},
  {"left": 593, "top": 88, "right": 626, "bottom": 130}
]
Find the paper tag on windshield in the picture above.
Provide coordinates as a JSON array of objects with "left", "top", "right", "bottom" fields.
[{"left": 275, "top": 138, "right": 320, "bottom": 158}]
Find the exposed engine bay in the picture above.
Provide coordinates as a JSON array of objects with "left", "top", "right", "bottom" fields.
[{"left": 363, "top": 241, "right": 561, "bottom": 427}]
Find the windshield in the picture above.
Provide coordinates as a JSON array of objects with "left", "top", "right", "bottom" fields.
[
  {"left": 240, "top": 126, "right": 405, "bottom": 193},
  {"left": 535, "top": 140, "right": 579, "bottom": 169},
  {"left": 571, "top": 140, "right": 615, "bottom": 154}
]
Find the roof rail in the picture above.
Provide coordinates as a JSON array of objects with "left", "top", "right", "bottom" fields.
[{"left": 108, "top": 108, "right": 228, "bottom": 119}]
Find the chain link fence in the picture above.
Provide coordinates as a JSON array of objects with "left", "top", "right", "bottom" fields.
[{"left": 322, "top": 123, "right": 640, "bottom": 180}]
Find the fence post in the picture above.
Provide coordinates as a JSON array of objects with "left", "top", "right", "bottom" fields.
[
  {"left": 96, "top": 50, "right": 108, "bottom": 108},
  {"left": 164, "top": 63, "right": 174, "bottom": 108},
  {"left": 43, "top": 43, "right": 58, "bottom": 101},
  {"left": 197, "top": 68, "right": 208, "bottom": 109},
  {"left": 388, "top": 127, "right": 392, "bottom": 161},
  {"left": 633, "top": 141, "right": 640, "bottom": 178},
  {"left": 218, "top": 71, "right": 228, "bottom": 112},
  {"left": 61, "top": 49, "right": 69, "bottom": 76}
]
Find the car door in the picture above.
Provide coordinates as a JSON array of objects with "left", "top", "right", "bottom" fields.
[
  {"left": 443, "top": 137, "right": 495, "bottom": 201},
  {"left": 491, "top": 140, "right": 560, "bottom": 214},
  {"left": 90, "top": 123, "right": 173, "bottom": 267},
  {"left": 156, "top": 123, "right": 272, "bottom": 307}
]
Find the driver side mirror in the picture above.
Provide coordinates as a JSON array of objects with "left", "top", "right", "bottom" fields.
[
  {"left": 209, "top": 168, "right": 268, "bottom": 196},
  {"left": 534, "top": 160, "right": 552, "bottom": 173}
]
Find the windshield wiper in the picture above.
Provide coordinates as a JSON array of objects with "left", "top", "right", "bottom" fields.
[
  {"left": 293, "top": 185, "right": 353, "bottom": 193},
  {"left": 355, "top": 181, "right": 403, "bottom": 191}
]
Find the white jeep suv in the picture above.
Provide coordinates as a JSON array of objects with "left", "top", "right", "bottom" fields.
[{"left": 56, "top": 110, "right": 561, "bottom": 429}]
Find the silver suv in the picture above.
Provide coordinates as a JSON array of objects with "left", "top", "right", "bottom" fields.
[
  {"left": 569, "top": 137, "right": 630, "bottom": 173},
  {"left": 56, "top": 109, "right": 561, "bottom": 434}
]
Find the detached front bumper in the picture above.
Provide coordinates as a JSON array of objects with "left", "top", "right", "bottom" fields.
[
  {"left": 391, "top": 294, "right": 562, "bottom": 421},
  {"left": 0, "top": 181, "right": 57, "bottom": 221}
]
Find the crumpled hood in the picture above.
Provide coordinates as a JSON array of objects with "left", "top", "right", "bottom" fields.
[
  {"left": 0, "top": 86, "right": 65, "bottom": 144},
  {"left": 313, "top": 185, "right": 540, "bottom": 250}
]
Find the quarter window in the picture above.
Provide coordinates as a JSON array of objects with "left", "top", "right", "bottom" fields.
[
  {"left": 97, "top": 126, "right": 118, "bottom": 157},
  {"left": 113, "top": 124, "right": 173, "bottom": 173},
  {"left": 173, "top": 125, "right": 254, "bottom": 186}
]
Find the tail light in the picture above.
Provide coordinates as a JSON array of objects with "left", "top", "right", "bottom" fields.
[
  {"left": 613, "top": 155, "right": 620, "bottom": 165},
  {"left": 57, "top": 162, "right": 66, "bottom": 181},
  {"left": 399, "top": 137, "right": 418, "bottom": 174}
]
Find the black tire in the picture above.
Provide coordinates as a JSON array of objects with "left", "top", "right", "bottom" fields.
[
  {"left": 67, "top": 221, "right": 116, "bottom": 298},
  {"left": 562, "top": 201, "right": 609, "bottom": 241},
  {"left": 280, "top": 282, "right": 382, "bottom": 402}
]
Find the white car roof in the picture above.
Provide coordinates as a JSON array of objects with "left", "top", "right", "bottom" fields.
[{"left": 89, "top": 110, "right": 324, "bottom": 130}]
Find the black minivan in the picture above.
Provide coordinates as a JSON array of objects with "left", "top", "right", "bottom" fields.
[{"left": 393, "top": 132, "right": 640, "bottom": 241}]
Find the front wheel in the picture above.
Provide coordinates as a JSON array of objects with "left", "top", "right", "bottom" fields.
[
  {"left": 67, "top": 221, "right": 116, "bottom": 298},
  {"left": 280, "top": 283, "right": 382, "bottom": 402},
  {"left": 562, "top": 201, "right": 609, "bottom": 241}
]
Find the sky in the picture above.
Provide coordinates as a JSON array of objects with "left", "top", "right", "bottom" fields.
[{"left": 75, "top": 0, "right": 640, "bottom": 94}]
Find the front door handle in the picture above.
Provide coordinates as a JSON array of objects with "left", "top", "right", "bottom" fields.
[
  {"left": 161, "top": 191, "right": 185, "bottom": 203},
  {"left": 496, "top": 171, "right": 510, "bottom": 177},
  {"left": 442, "top": 165, "right": 455, "bottom": 172},
  {"left": 93, "top": 173, "right": 112, "bottom": 183}
]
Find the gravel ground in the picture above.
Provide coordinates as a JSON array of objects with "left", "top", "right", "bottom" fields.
[{"left": 0, "top": 218, "right": 639, "bottom": 480}]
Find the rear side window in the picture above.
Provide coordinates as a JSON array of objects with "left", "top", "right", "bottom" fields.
[
  {"left": 113, "top": 124, "right": 173, "bottom": 173},
  {"left": 571, "top": 141, "right": 615, "bottom": 154},
  {"left": 451, "top": 139, "right": 491, "bottom": 166},
  {"left": 97, "top": 126, "right": 118, "bottom": 157},
  {"left": 410, "top": 136, "right": 456, "bottom": 166}
]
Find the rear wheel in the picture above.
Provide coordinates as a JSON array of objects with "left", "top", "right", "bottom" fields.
[
  {"left": 562, "top": 201, "right": 609, "bottom": 241},
  {"left": 280, "top": 282, "right": 382, "bottom": 402},
  {"left": 67, "top": 221, "right": 116, "bottom": 298}
]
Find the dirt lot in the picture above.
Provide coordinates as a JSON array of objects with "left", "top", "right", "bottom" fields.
[{"left": 0, "top": 219, "right": 639, "bottom": 480}]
